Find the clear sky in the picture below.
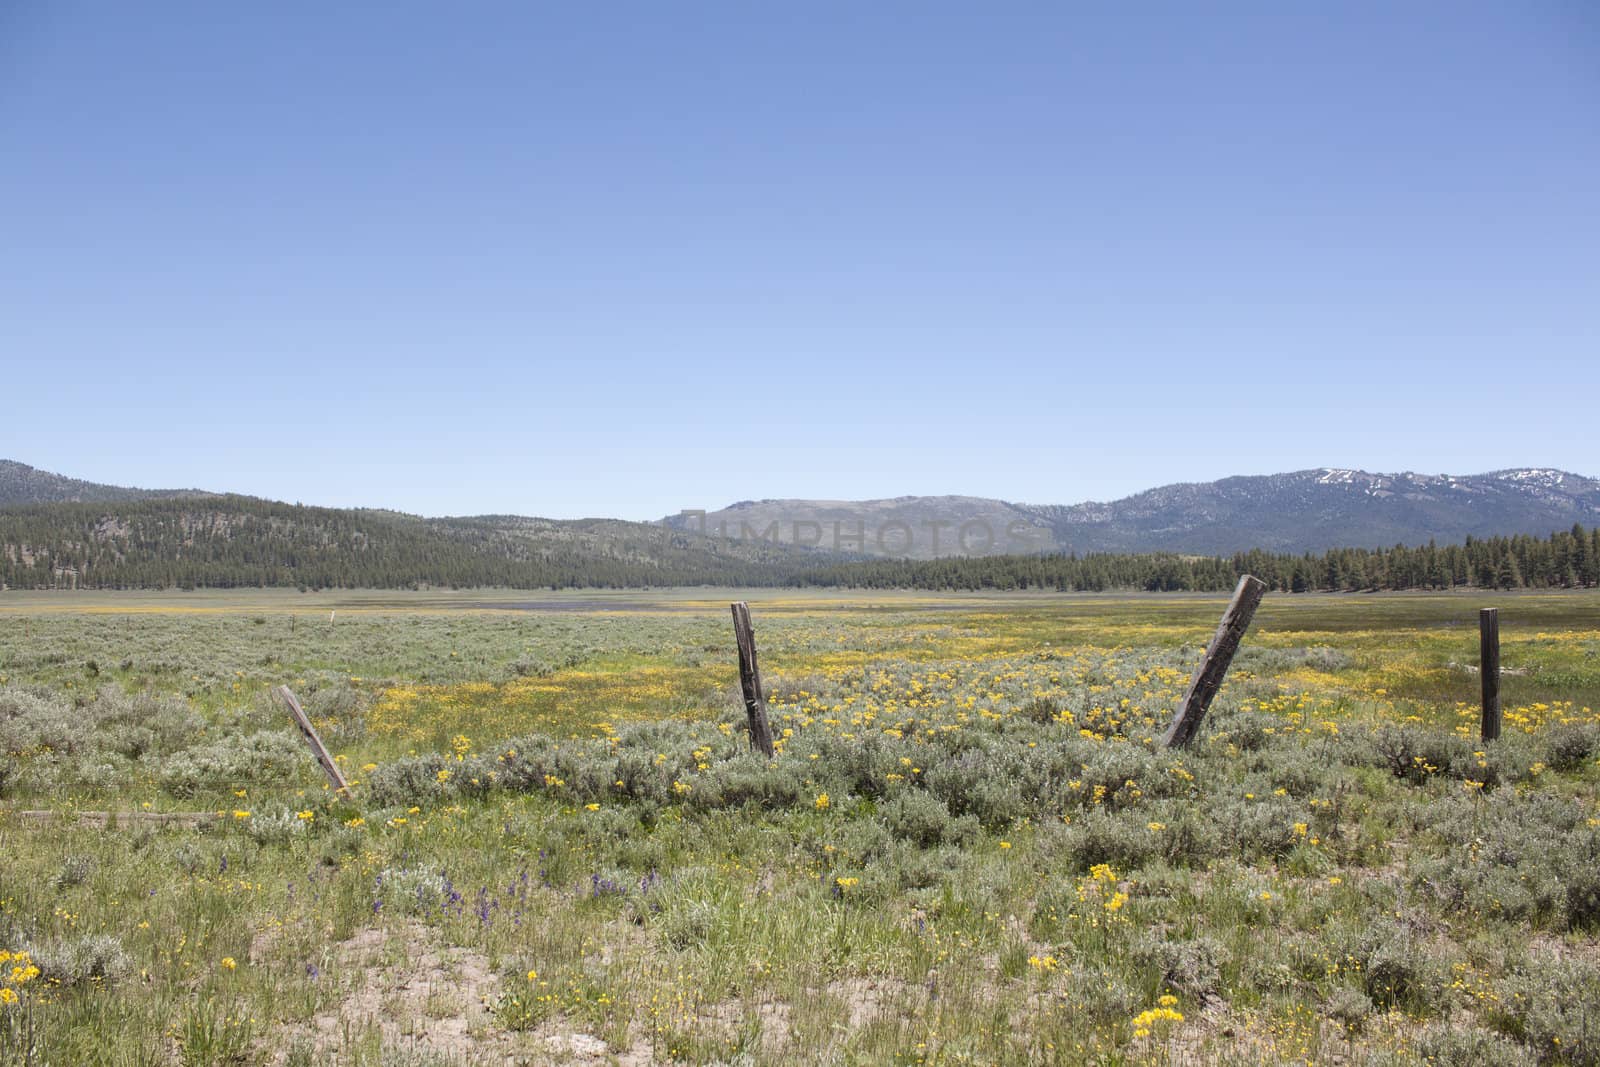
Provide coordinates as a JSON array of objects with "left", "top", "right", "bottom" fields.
[{"left": 3, "top": 3, "right": 1596, "bottom": 519}]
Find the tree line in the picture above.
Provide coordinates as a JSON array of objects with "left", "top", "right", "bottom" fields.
[{"left": 796, "top": 525, "right": 1600, "bottom": 592}]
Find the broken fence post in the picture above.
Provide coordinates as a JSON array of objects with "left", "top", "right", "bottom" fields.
[
  {"left": 1161, "top": 574, "right": 1268, "bottom": 749},
  {"left": 730, "top": 602, "right": 776, "bottom": 758},
  {"left": 275, "top": 684, "right": 353, "bottom": 794},
  {"left": 1480, "top": 607, "right": 1501, "bottom": 742}
]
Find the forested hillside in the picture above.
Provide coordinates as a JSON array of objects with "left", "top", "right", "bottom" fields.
[
  {"left": 0, "top": 496, "right": 823, "bottom": 590},
  {"left": 0, "top": 459, "right": 198, "bottom": 506}
]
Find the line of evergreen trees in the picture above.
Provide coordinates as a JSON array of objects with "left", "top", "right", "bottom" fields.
[
  {"left": 2, "top": 495, "right": 1596, "bottom": 593},
  {"left": 796, "top": 526, "right": 1600, "bottom": 593}
]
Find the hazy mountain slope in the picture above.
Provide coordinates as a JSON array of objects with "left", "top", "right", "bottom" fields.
[
  {"left": 0, "top": 459, "right": 200, "bottom": 506},
  {"left": 665, "top": 496, "right": 1052, "bottom": 559},
  {"left": 1024, "top": 469, "right": 1600, "bottom": 554},
  {"left": 672, "top": 469, "right": 1600, "bottom": 558}
]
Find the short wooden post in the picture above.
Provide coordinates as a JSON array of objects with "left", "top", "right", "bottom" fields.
[
  {"left": 1480, "top": 608, "right": 1501, "bottom": 742},
  {"left": 275, "top": 685, "right": 352, "bottom": 794},
  {"left": 730, "top": 602, "right": 776, "bottom": 758},
  {"left": 1162, "top": 575, "right": 1267, "bottom": 748}
]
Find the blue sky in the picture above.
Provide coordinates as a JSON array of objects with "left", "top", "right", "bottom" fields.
[{"left": 3, "top": 3, "right": 1596, "bottom": 519}]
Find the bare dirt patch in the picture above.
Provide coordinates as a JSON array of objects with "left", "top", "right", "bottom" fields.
[
  {"left": 271, "top": 921, "right": 662, "bottom": 1065},
  {"left": 273, "top": 921, "right": 517, "bottom": 1063},
  {"left": 826, "top": 975, "right": 917, "bottom": 1031}
]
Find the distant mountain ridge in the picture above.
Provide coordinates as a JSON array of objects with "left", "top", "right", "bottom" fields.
[
  {"left": 671, "top": 468, "right": 1600, "bottom": 557},
  {"left": 668, "top": 495, "right": 1054, "bottom": 557}
]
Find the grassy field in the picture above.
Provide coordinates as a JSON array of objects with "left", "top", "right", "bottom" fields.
[{"left": 2, "top": 589, "right": 1598, "bottom": 1065}]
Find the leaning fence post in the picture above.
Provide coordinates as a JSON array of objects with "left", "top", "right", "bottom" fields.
[
  {"left": 1480, "top": 607, "right": 1501, "bottom": 742},
  {"left": 1161, "top": 575, "right": 1268, "bottom": 748},
  {"left": 275, "top": 685, "right": 353, "bottom": 794},
  {"left": 730, "top": 602, "right": 776, "bottom": 758}
]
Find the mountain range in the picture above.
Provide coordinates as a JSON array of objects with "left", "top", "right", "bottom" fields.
[
  {"left": 1, "top": 460, "right": 1597, "bottom": 592},
  {"left": 669, "top": 468, "right": 1600, "bottom": 557}
]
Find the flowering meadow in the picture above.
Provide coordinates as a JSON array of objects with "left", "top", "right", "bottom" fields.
[{"left": 1, "top": 589, "right": 1598, "bottom": 1065}]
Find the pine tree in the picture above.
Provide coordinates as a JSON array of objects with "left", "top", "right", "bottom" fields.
[{"left": 1496, "top": 551, "right": 1523, "bottom": 589}]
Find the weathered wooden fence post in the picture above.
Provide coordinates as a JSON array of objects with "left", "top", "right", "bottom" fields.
[
  {"left": 275, "top": 685, "right": 353, "bottom": 794},
  {"left": 730, "top": 602, "right": 776, "bottom": 758},
  {"left": 1480, "top": 607, "right": 1501, "bottom": 742},
  {"left": 1161, "top": 574, "right": 1267, "bottom": 749}
]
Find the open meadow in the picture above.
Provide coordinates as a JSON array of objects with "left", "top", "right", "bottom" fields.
[{"left": 2, "top": 588, "right": 1599, "bottom": 1065}]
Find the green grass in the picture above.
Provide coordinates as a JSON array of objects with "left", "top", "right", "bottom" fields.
[{"left": 1, "top": 589, "right": 1598, "bottom": 1064}]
